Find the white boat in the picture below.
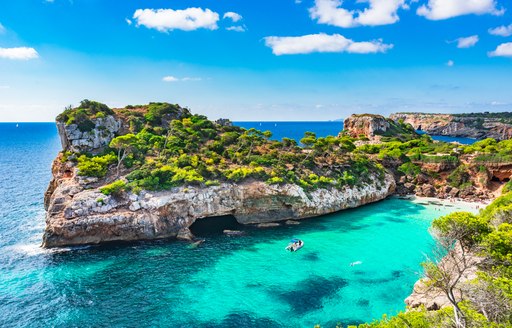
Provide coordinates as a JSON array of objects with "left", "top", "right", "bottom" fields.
[{"left": 285, "top": 239, "right": 304, "bottom": 252}]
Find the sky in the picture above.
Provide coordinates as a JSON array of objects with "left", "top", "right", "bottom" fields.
[{"left": 1, "top": 0, "right": 512, "bottom": 122}]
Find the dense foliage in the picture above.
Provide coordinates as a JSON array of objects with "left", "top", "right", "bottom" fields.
[
  {"left": 57, "top": 99, "right": 115, "bottom": 132},
  {"left": 63, "top": 101, "right": 386, "bottom": 192}
]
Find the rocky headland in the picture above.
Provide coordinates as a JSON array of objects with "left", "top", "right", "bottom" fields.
[
  {"left": 43, "top": 101, "right": 395, "bottom": 247},
  {"left": 390, "top": 112, "right": 512, "bottom": 141},
  {"left": 44, "top": 105, "right": 512, "bottom": 247}
]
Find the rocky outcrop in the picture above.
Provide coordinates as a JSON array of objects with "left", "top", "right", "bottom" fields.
[
  {"left": 43, "top": 166, "right": 396, "bottom": 247},
  {"left": 343, "top": 114, "right": 391, "bottom": 140},
  {"left": 390, "top": 112, "right": 512, "bottom": 141},
  {"left": 405, "top": 244, "right": 482, "bottom": 311},
  {"left": 57, "top": 115, "right": 121, "bottom": 153}
]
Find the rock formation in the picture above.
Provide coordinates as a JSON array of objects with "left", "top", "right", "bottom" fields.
[
  {"left": 390, "top": 112, "right": 512, "bottom": 141},
  {"left": 43, "top": 159, "right": 395, "bottom": 247},
  {"left": 343, "top": 114, "right": 417, "bottom": 142},
  {"left": 43, "top": 103, "right": 396, "bottom": 247}
]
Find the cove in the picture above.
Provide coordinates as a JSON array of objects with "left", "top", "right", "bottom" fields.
[{"left": 1, "top": 195, "right": 474, "bottom": 327}]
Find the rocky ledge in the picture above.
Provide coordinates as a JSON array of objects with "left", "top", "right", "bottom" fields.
[{"left": 43, "top": 157, "right": 395, "bottom": 247}]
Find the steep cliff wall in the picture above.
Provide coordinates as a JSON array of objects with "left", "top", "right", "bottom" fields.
[
  {"left": 43, "top": 102, "right": 396, "bottom": 247},
  {"left": 343, "top": 114, "right": 418, "bottom": 142},
  {"left": 390, "top": 112, "right": 512, "bottom": 141},
  {"left": 43, "top": 161, "right": 395, "bottom": 247}
]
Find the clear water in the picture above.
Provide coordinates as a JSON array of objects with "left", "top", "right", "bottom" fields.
[
  {"left": 0, "top": 122, "right": 476, "bottom": 327},
  {"left": 235, "top": 121, "right": 343, "bottom": 142},
  {"left": 416, "top": 130, "right": 478, "bottom": 145}
]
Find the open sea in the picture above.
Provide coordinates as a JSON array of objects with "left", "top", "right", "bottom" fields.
[{"left": 0, "top": 122, "right": 476, "bottom": 327}]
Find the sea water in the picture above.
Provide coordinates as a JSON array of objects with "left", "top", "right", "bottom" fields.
[{"left": 0, "top": 123, "right": 476, "bottom": 327}]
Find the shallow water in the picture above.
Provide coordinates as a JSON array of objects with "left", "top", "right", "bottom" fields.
[{"left": 0, "top": 123, "right": 475, "bottom": 327}]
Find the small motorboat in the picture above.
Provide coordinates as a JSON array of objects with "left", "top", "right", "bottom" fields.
[{"left": 285, "top": 239, "right": 304, "bottom": 252}]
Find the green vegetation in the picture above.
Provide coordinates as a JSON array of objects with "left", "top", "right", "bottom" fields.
[
  {"left": 464, "top": 139, "right": 512, "bottom": 163},
  {"left": 62, "top": 101, "right": 385, "bottom": 192},
  {"left": 77, "top": 153, "right": 116, "bottom": 177},
  {"left": 100, "top": 180, "right": 127, "bottom": 196},
  {"left": 447, "top": 166, "right": 471, "bottom": 189},
  {"left": 56, "top": 99, "right": 114, "bottom": 132}
]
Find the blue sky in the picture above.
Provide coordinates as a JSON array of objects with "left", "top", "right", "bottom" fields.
[{"left": 1, "top": 0, "right": 512, "bottom": 121}]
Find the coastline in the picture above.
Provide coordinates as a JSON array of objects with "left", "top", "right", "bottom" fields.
[{"left": 408, "top": 196, "right": 488, "bottom": 214}]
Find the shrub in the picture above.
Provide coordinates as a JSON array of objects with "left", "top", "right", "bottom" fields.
[
  {"left": 432, "top": 212, "right": 491, "bottom": 249},
  {"left": 77, "top": 154, "right": 117, "bottom": 177},
  {"left": 267, "top": 176, "right": 284, "bottom": 185},
  {"left": 447, "top": 166, "right": 470, "bottom": 188},
  {"left": 398, "top": 162, "right": 421, "bottom": 177},
  {"left": 100, "top": 180, "right": 127, "bottom": 196}
]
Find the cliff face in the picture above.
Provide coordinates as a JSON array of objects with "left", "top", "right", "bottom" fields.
[
  {"left": 43, "top": 104, "right": 396, "bottom": 247},
  {"left": 343, "top": 114, "right": 391, "bottom": 139},
  {"left": 43, "top": 160, "right": 395, "bottom": 247},
  {"left": 343, "top": 114, "right": 417, "bottom": 142},
  {"left": 390, "top": 113, "right": 512, "bottom": 141},
  {"left": 57, "top": 115, "right": 121, "bottom": 154}
]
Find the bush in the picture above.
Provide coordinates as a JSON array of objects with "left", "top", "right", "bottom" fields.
[
  {"left": 447, "top": 166, "right": 470, "bottom": 188},
  {"left": 77, "top": 153, "right": 117, "bottom": 177},
  {"left": 267, "top": 176, "right": 284, "bottom": 185},
  {"left": 432, "top": 212, "right": 491, "bottom": 249},
  {"left": 398, "top": 162, "right": 421, "bottom": 177},
  {"left": 100, "top": 180, "right": 127, "bottom": 196}
]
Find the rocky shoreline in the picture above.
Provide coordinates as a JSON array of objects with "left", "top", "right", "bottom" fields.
[
  {"left": 390, "top": 112, "right": 512, "bottom": 141},
  {"left": 43, "top": 156, "right": 396, "bottom": 247}
]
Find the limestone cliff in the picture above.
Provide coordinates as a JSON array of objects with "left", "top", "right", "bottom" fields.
[
  {"left": 390, "top": 112, "right": 512, "bottom": 141},
  {"left": 43, "top": 158, "right": 395, "bottom": 247},
  {"left": 43, "top": 102, "right": 396, "bottom": 247},
  {"left": 343, "top": 114, "right": 418, "bottom": 142}
]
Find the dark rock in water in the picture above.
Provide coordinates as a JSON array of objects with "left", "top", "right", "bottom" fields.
[
  {"left": 285, "top": 220, "right": 300, "bottom": 225},
  {"left": 223, "top": 229, "right": 245, "bottom": 236},
  {"left": 272, "top": 276, "right": 348, "bottom": 314},
  {"left": 356, "top": 299, "right": 370, "bottom": 307},
  {"left": 203, "top": 312, "right": 282, "bottom": 328},
  {"left": 302, "top": 252, "right": 320, "bottom": 262},
  {"left": 255, "top": 222, "right": 280, "bottom": 228}
]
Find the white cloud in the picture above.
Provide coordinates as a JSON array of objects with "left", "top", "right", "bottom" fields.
[
  {"left": 446, "top": 60, "right": 455, "bottom": 66},
  {"left": 309, "top": 0, "right": 407, "bottom": 28},
  {"left": 264, "top": 33, "right": 393, "bottom": 55},
  {"left": 489, "top": 42, "right": 512, "bottom": 57},
  {"left": 0, "top": 23, "right": 5, "bottom": 34},
  {"left": 0, "top": 47, "right": 39, "bottom": 60},
  {"left": 162, "top": 76, "right": 179, "bottom": 82},
  {"left": 162, "top": 76, "right": 202, "bottom": 82},
  {"left": 417, "top": 0, "right": 503, "bottom": 20},
  {"left": 489, "top": 24, "right": 512, "bottom": 37},
  {"left": 125, "top": 18, "right": 132, "bottom": 25},
  {"left": 455, "top": 35, "right": 479, "bottom": 48},
  {"left": 133, "top": 8, "right": 219, "bottom": 32},
  {"left": 226, "top": 25, "right": 246, "bottom": 32},
  {"left": 223, "top": 12, "right": 242, "bottom": 22}
]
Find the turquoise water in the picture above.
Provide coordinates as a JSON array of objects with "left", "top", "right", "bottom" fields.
[{"left": 0, "top": 123, "right": 474, "bottom": 327}]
